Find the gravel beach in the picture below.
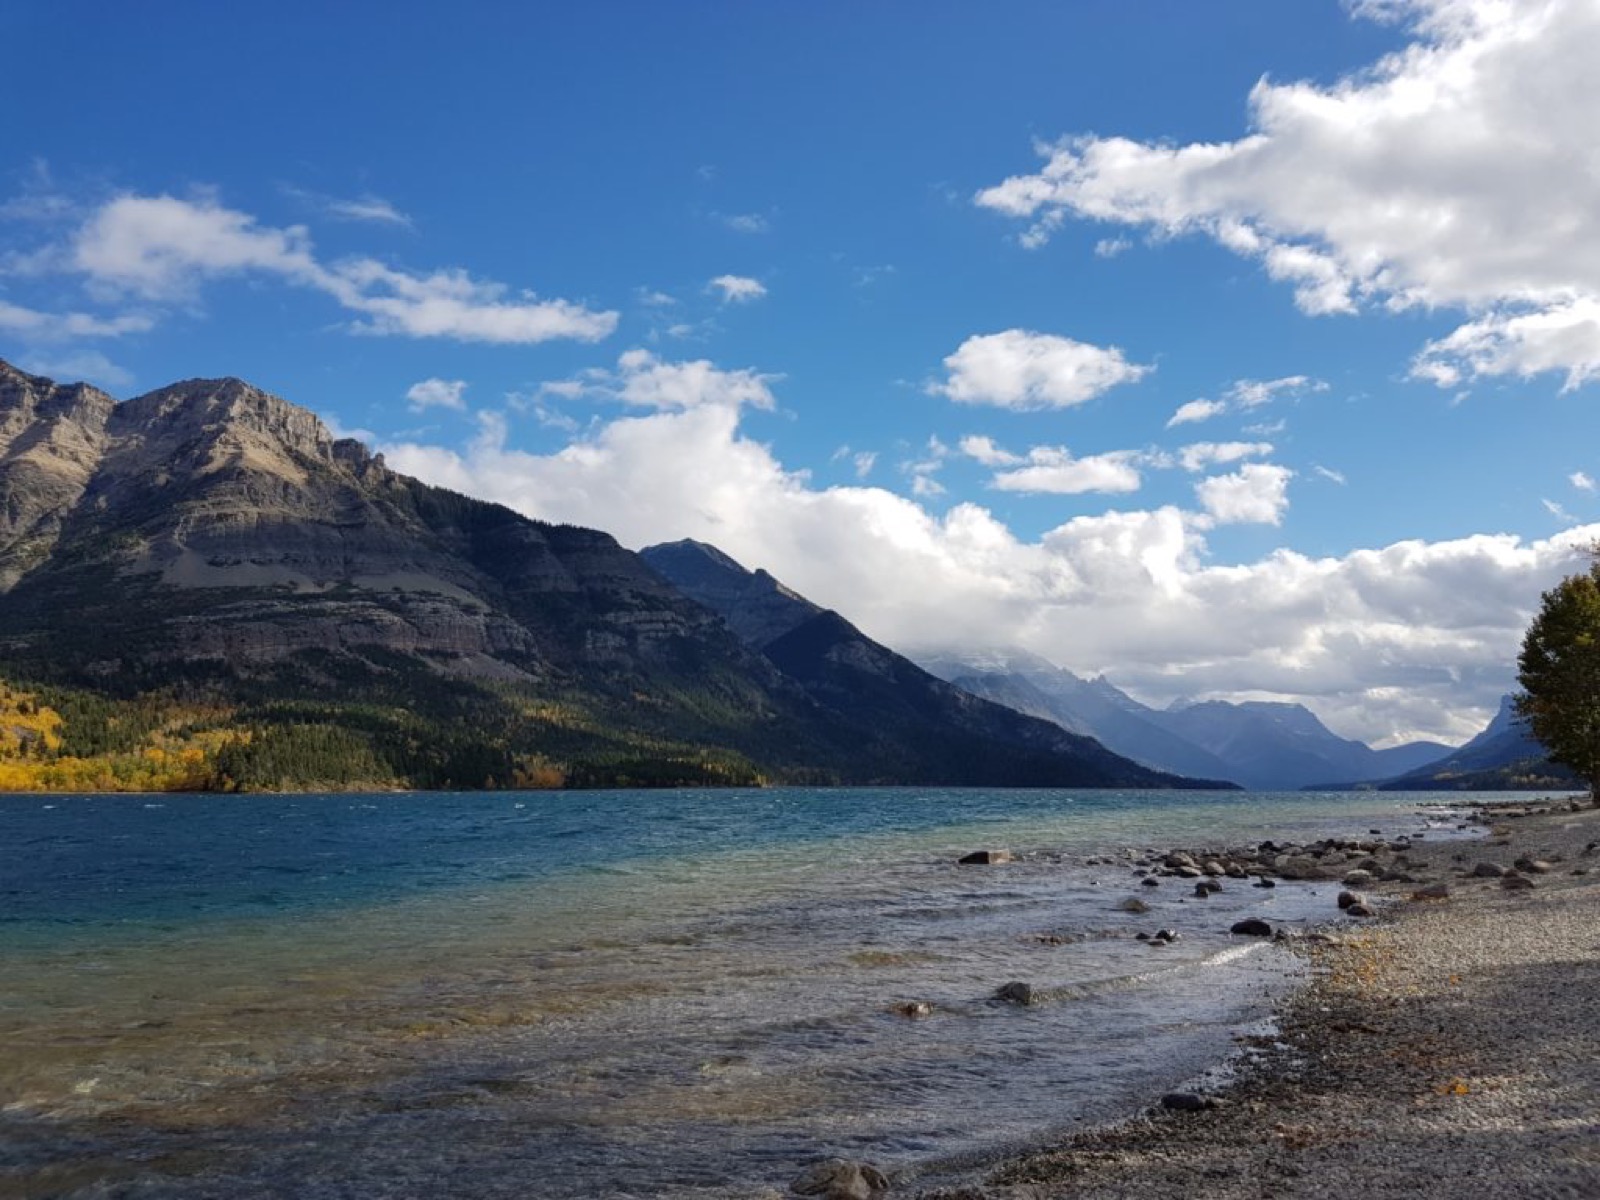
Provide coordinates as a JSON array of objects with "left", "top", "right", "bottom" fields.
[{"left": 912, "top": 798, "right": 1600, "bottom": 1200}]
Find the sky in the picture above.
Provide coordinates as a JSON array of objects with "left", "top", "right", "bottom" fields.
[{"left": 4, "top": 0, "right": 1600, "bottom": 747}]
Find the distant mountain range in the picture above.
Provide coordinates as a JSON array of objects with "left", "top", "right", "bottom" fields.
[
  {"left": 1378, "top": 695, "right": 1578, "bottom": 791},
  {"left": 917, "top": 649, "right": 1464, "bottom": 791},
  {"left": 0, "top": 359, "right": 1219, "bottom": 791}
]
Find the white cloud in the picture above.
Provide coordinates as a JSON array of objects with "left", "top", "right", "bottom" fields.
[
  {"left": 374, "top": 350, "right": 1593, "bottom": 743},
  {"left": 930, "top": 329, "right": 1151, "bottom": 410},
  {"left": 0, "top": 299, "right": 153, "bottom": 340},
  {"left": 709, "top": 274, "right": 767, "bottom": 303},
  {"left": 17, "top": 349, "right": 133, "bottom": 389},
  {"left": 1167, "top": 398, "right": 1227, "bottom": 427},
  {"left": 53, "top": 193, "right": 616, "bottom": 345},
  {"left": 722, "top": 213, "right": 769, "bottom": 234},
  {"left": 1094, "top": 237, "right": 1131, "bottom": 258},
  {"left": 406, "top": 377, "right": 468, "bottom": 412},
  {"left": 1571, "top": 471, "right": 1596, "bottom": 492},
  {"left": 1167, "top": 376, "right": 1323, "bottom": 428},
  {"left": 1315, "top": 465, "right": 1348, "bottom": 485},
  {"left": 537, "top": 348, "right": 778, "bottom": 413},
  {"left": 852, "top": 451, "right": 877, "bottom": 479},
  {"left": 1542, "top": 498, "right": 1576, "bottom": 523},
  {"left": 992, "top": 447, "right": 1144, "bottom": 495},
  {"left": 976, "top": 0, "right": 1600, "bottom": 387},
  {"left": 1177, "top": 441, "right": 1274, "bottom": 472},
  {"left": 958, "top": 434, "right": 1024, "bottom": 467},
  {"left": 1195, "top": 463, "right": 1294, "bottom": 525},
  {"left": 325, "top": 194, "right": 412, "bottom": 227}
]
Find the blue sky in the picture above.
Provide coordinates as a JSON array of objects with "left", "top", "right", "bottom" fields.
[{"left": 5, "top": 0, "right": 1600, "bottom": 745}]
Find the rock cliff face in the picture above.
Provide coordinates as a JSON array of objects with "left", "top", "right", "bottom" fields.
[
  {"left": 0, "top": 360, "right": 1217, "bottom": 788},
  {"left": 0, "top": 362, "right": 740, "bottom": 686}
]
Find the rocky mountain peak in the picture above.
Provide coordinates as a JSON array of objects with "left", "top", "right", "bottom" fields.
[{"left": 115, "top": 375, "right": 335, "bottom": 464}]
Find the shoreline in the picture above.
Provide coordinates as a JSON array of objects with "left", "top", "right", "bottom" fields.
[{"left": 903, "top": 796, "right": 1599, "bottom": 1199}]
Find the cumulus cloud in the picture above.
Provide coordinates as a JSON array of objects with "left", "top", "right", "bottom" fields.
[
  {"left": 536, "top": 348, "right": 778, "bottom": 413},
  {"left": 47, "top": 193, "right": 617, "bottom": 344},
  {"left": 375, "top": 351, "right": 1579, "bottom": 743},
  {"left": 709, "top": 274, "right": 767, "bottom": 303},
  {"left": 406, "top": 377, "right": 468, "bottom": 412},
  {"left": 992, "top": 447, "right": 1144, "bottom": 495},
  {"left": 930, "top": 329, "right": 1151, "bottom": 410},
  {"left": 1195, "top": 462, "right": 1294, "bottom": 525},
  {"left": 1571, "top": 471, "right": 1596, "bottom": 492},
  {"left": 1176, "top": 441, "right": 1274, "bottom": 472},
  {"left": 976, "top": 0, "right": 1600, "bottom": 388},
  {"left": 958, "top": 434, "right": 1024, "bottom": 467}
]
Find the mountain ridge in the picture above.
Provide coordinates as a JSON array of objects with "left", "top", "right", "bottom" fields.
[{"left": 0, "top": 360, "right": 1222, "bottom": 791}]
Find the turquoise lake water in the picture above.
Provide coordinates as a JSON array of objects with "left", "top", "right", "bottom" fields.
[{"left": 0, "top": 787, "right": 1495, "bottom": 1197}]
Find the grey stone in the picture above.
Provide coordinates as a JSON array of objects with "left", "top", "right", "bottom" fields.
[
  {"left": 994, "top": 981, "right": 1036, "bottom": 1006},
  {"left": 1118, "top": 897, "right": 1152, "bottom": 913},
  {"left": 791, "top": 1157, "right": 889, "bottom": 1199},
  {"left": 1230, "top": 918, "right": 1274, "bottom": 937}
]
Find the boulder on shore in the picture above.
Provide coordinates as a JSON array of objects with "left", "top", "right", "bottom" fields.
[{"left": 1230, "top": 918, "right": 1273, "bottom": 937}]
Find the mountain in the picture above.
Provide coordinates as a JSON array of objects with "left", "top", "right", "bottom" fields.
[
  {"left": 0, "top": 360, "right": 1219, "bottom": 791},
  {"left": 1379, "top": 695, "right": 1578, "bottom": 791},
  {"left": 640, "top": 539, "right": 1228, "bottom": 789},
  {"left": 1149, "top": 699, "right": 1450, "bottom": 791},
  {"left": 917, "top": 648, "right": 1451, "bottom": 790},
  {"left": 917, "top": 649, "right": 1239, "bottom": 783}
]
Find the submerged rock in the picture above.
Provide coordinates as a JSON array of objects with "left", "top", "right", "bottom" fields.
[
  {"left": 993, "top": 981, "right": 1037, "bottom": 1006},
  {"left": 959, "top": 849, "right": 1013, "bottom": 865},
  {"left": 1118, "top": 897, "right": 1152, "bottom": 914},
  {"left": 791, "top": 1157, "right": 889, "bottom": 1199}
]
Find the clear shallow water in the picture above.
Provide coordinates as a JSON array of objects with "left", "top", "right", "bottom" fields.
[{"left": 0, "top": 788, "right": 1485, "bottom": 1197}]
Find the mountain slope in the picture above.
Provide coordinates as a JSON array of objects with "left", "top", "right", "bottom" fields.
[
  {"left": 641, "top": 540, "right": 1229, "bottom": 789},
  {"left": 0, "top": 360, "right": 1220, "bottom": 790},
  {"left": 1380, "top": 695, "right": 1578, "bottom": 791}
]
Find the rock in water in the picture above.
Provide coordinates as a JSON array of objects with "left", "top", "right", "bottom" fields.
[
  {"left": 994, "top": 981, "right": 1037, "bottom": 1006},
  {"left": 1336, "top": 889, "right": 1364, "bottom": 910},
  {"left": 959, "top": 849, "right": 1013, "bottom": 865},
  {"left": 791, "top": 1157, "right": 889, "bottom": 1199},
  {"left": 1118, "top": 897, "right": 1151, "bottom": 913},
  {"left": 1230, "top": 918, "right": 1273, "bottom": 937}
]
